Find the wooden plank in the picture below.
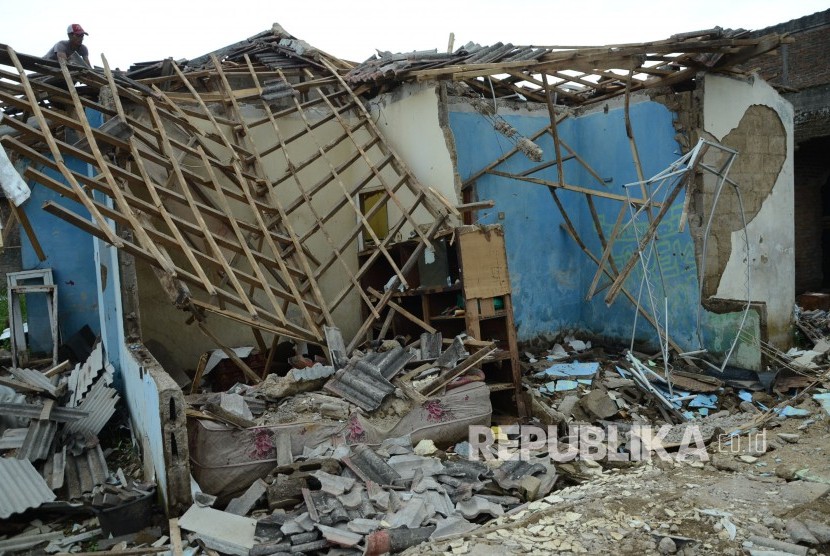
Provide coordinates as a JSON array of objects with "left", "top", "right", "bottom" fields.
[
  {"left": 43, "top": 360, "right": 71, "bottom": 378},
  {"left": 241, "top": 59, "right": 379, "bottom": 323},
  {"left": 560, "top": 221, "right": 686, "bottom": 356},
  {"left": 212, "top": 56, "right": 327, "bottom": 337},
  {"left": 190, "top": 352, "right": 209, "bottom": 395},
  {"left": 320, "top": 59, "right": 447, "bottom": 220},
  {"left": 477, "top": 298, "right": 496, "bottom": 318},
  {"left": 261, "top": 334, "right": 280, "bottom": 379},
  {"left": 486, "top": 170, "right": 657, "bottom": 205},
  {"left": 347, "top": 217, "right": 446, "bottom": 352},
  {"left": 422, "top": 345, "right": 496, "bottom": 397},
  {"left": 8, "top": 201, "right": 45, "bottom": 261},
  {"left": 586, "top": 204, "right": 628, "bottom": 300},
  {"left": 168, "top": 517, "right": 184, "bottom": 556},
  {"left": 1, "top": 199, "right": 18, "bottom": 247},
  {"left": 0, "top": 124, "right": 299, "bottom": 266},
  {"left": 462, "top": 120, "right": 558, "bottom": 188},
  {"left": 604, "top": 150, "right": 705, "bottom": 305},
  {"left": 6, "top": 50, "right": 122, "bottom": 249},
  {"left": 132, "top": 106, "right": 218, "bottom": 297},
  {"left": 287, "top": 67, "right": 412, "bottom": 289},
  {"left": 40, "top": 200, "right": 317, "bottom": 341},
  {"left": 367, "top": 287, "right": 436, "bottom": 334},
  {"left": 502, "top": 293, "right": 527, "bottom": 417},
  {"left": 0, "top": 376, "right": 41, "bottom": 393},
  {"left": 25, "top": 166, "right": 317, "bottom": 317}
]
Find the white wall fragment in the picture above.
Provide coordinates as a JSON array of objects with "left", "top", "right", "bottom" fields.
[{"left": 0, "top": 142, "right": 30, "bottom": 206}]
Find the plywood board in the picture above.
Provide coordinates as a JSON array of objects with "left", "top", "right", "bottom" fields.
[{"left": 458, "top": 227, "right": 510, "bottom": 299}]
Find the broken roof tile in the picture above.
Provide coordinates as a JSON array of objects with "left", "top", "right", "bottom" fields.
[
  {"left": 315, "top": 524, "right": 362, "bottom": 548},
  {"left": 362, "top": 346, "right": 416, "bottom": 380},
  {"left": 324, "top": 359, "right": 395, "bottom": 412},
  {"left": 343, "top": 445, "right": 401, "bottom": 486},
  {"left": 312, "top": 470, "right": 355, "bottom": 496},
  {"left": 339, "top": 484, "right": 366, "bottom": 510},
  {"left": 386, "top": 494, "right": 431, "bottom": 528},
  {"left": 456, "top": 495, "right": 505, "bottom": 519},
  {"left": 178, "top": 505, "right": 257, "bottom": 556},
  {"left": 431, "top": 515, "right": 479, "bottom": 540},
  {"left": 387, "top": 454, "right": 445, "bottom": 481}
]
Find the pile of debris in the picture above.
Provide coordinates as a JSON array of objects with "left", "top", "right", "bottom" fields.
[
  {"left": 171, "top": 330, "right": 559, "bottom": 555},
  {"left": 0, "top": 339, "right": 157, "bottom": 553}
]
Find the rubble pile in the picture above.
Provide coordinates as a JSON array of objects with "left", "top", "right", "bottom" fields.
[
  {"left": 0, "top": 339, "right": 157, "bottom": 553},
  {"left": 3, "top": 319, "right": 830, "bottom": 555}
]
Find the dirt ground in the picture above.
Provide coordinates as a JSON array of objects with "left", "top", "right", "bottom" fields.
[{"left": 404, "top": 391, "right": 830, "bottom": 555}]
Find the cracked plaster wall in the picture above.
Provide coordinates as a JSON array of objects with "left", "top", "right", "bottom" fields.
[{"left": 697, "top": 74, "right": 795, "bottom": 347}]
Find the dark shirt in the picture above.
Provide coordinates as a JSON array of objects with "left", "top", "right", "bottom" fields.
[{"left": 44, "top": 40, "right": 89, "bottom": 60}]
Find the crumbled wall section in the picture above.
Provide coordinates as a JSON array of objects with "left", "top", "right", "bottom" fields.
[{"left": 691, "top": 105, "right": 787, "bottom": 298}]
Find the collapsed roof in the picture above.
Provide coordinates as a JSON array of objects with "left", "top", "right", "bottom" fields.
[{"left": 0, "top": 23, "right": 786, "bottom": 351}]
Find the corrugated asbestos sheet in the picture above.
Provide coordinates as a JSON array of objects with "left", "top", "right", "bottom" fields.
[
  {"left": 0, "top": 428, "right": 27, "bottom": 450},
  {"left": 0, "top": 402, "right": 87, "bottom": 422},
  {"left": 8, "top": 367, "right": 57, "bottom": 396},
  {"left": 63, "top": 380, "right": 119, "bottom": 437},
  {"left": 65, "top": 445, "right": 108, "bottom": 499},
  {"left": 67, "top": 341, "right": 105, "bottom": 407},
  {"left": 0, "top": 457, "right": 57, "bottom": 518},
  {"left": 17, "top": 419, "right": 57, "bottom": 462}
]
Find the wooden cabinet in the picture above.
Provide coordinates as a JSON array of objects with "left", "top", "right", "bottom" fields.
[{"left": 358, "top": 225, "right": 526, "bottom": 416}]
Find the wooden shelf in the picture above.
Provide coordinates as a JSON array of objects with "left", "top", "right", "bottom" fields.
[{"left": 358, "top": 225, "right": 527, "bottom": 417}]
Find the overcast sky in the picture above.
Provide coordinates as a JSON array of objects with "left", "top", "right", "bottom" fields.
[{"left": 3, "top": 1, "right": 828, "bottom": 71}]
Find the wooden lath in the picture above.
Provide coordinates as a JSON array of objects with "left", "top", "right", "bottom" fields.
[
  {"left": 347, "top": 31, "right": 786, "bottom": 110},
  {"left": 0, "top": 42, "right": 447, "bottom": 350}
]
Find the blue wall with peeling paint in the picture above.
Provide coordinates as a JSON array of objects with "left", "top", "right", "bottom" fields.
[
  {"left": 449, "top": 100, "right": 704, "bottom": 351},
  {"left": 19, "top": 114, "right": 102, "bottom": 352}
]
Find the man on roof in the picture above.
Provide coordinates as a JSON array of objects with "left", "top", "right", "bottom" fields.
[{"left": 44, "top": 24, "right": 90, "bottom": 67}]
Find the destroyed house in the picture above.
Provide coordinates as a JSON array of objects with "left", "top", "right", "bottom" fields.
[{"left": 0, "top": 21, "right": 795, "bottom": 522}]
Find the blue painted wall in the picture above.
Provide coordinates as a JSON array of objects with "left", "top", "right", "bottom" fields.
[
  {"left": 19, "top": 112, "right": 102, "bottom": 352},
  {"left": 449, "top": 101, "right": 703, "bottom": 351}
]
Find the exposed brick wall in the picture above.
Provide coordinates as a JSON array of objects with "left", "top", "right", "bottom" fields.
[
  {"left": 690, "top": 106, "right": 787, "bottom": 298},
  {"left": 749, "top": 10, "right": 830, "bottom": 144},
  {"left": 750, "top": 10, "right": 830, "bottom": 91}
]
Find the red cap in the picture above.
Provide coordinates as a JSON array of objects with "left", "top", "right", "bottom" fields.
[{"left": 67, "top": 24, "right": 88, "bottom": 36}]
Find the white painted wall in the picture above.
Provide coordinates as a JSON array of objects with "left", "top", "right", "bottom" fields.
[
  {"left": 703, "top": 74, "right": 795, "bottom": 346},
  {"left": 366, "top": 82, "right": 459, "bottom": 210}
]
